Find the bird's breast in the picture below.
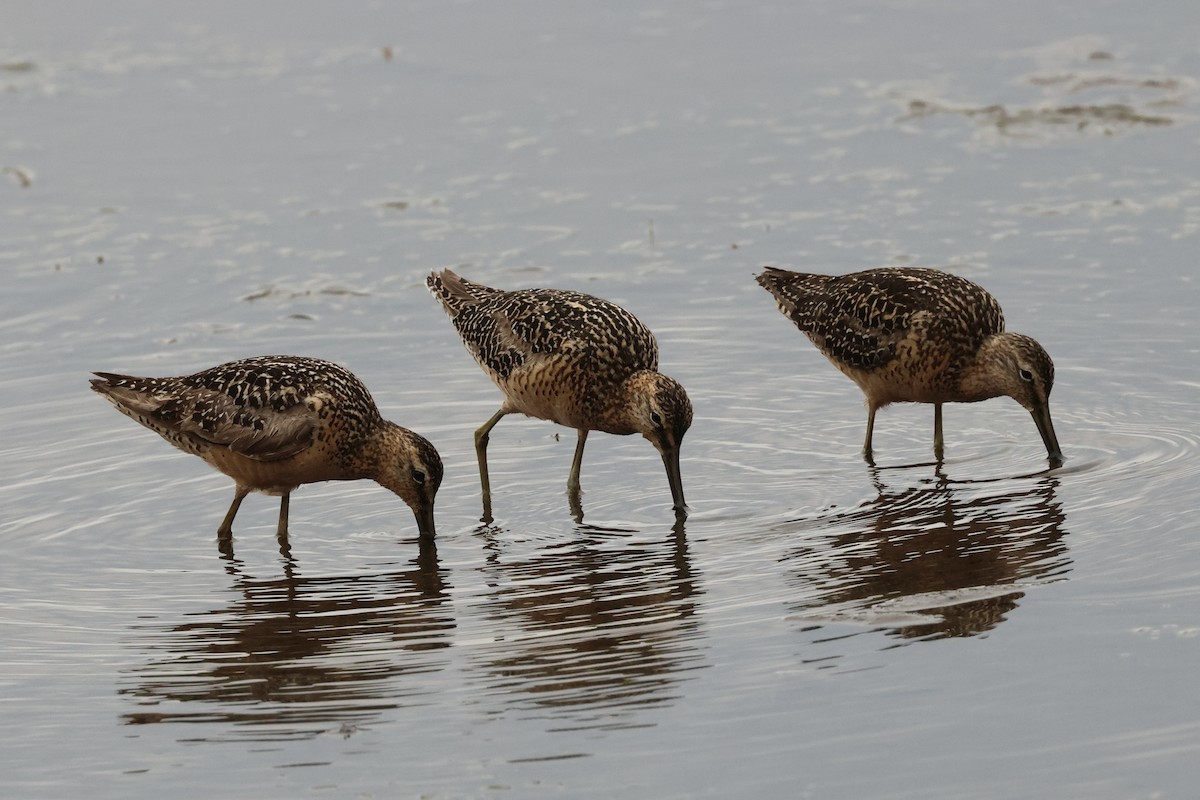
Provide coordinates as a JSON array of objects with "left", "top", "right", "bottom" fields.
[{"left": 202, "top": 440, "right": 347, "bottom": 492}]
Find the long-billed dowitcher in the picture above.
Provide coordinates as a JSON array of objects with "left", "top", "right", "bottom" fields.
[
  {"left": 755, "top": 266, "right": 1063, "bottom": 465},
  {"left": 427, "top": 268, "right": 692, "bottom": 516},
  {"left": 90, "top": 355, "right": 443, "bottom": 539}
]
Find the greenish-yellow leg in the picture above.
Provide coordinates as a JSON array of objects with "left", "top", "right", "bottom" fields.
[
  {"left": 933, "top": 402, "right": 945, "bottom": 461},
  {"left": 218, "top": 485, "right": 251, "bottom": 538},
  {"left": 863, "top": 405, "right": 877, "bottom": 465},
  {"left": 568, "top": 486, "right": 585, "bottom": 523},
  {"left": 276, "top": 493, "right": 290, "bottom": 539},
  {"left": 475, "top": 409, "right": 509, "bottom": 504},
  {"left": 568, "top": 429, "right": 588, "bottom": 497}
]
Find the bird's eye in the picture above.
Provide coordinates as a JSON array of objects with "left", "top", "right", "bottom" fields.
[
  {"left": 412, "top": 469, "right": 426, "bottom": 485},
  {"left": 650, "top": 411, "right": 663, "bottom": 426},
  {"left": 1018, "top": 368, "right": 1034, "bottom": 382}
]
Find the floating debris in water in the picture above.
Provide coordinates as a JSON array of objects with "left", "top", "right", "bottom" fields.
[
  {"left": 1026, "top": 73, "right": 1184, "bottom": 93},
  {"left": 3, "top": 166, "right": 31, "bottom": 187},
  {"left": 903, "top": 99, "right": 1172, "bottom": 133},
  {"left": 888, "top": 49, "right": 1188, "bottom": 141},
  {"left": 243, "top": 284, "right": 371, "bottom": 302}
]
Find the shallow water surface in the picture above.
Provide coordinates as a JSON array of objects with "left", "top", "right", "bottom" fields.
[{"left": 3, "top": 1, "right": 1200, "bottom": 797}]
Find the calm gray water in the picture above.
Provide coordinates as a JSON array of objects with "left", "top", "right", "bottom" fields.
[{"left": 3, "top": 1, "right": 1199, "bottom": 797}]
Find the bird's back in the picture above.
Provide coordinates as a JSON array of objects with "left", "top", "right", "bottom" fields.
[
  {"left": 90, "top": 356, "right": 382, "bottom": 464},
  {"left": 428, "top": 269, "right": 660, "bottom": 429},
  {"left": 757, "top": 267, "right": 1004, "bottom": 368},
  {"left": 429, "top": 269, "right": 658, "bottom": 380},
  {"left": 756, "top": 266, "right": 1010, "bottom": 405}
]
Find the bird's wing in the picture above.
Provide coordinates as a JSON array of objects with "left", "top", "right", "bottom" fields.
[{"left": 92, "top": 374, "right": 319, "bottom": 461}]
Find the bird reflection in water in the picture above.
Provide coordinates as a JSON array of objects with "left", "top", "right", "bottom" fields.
[
  {"left": 785, "top": 467, "right": 1069, "bottom": 642},
  {"left": 469, "top": 517, "right": 705, "bottom": 729},
  {"left": 119, "top": 540, "right": 453, "bottom": 739}
]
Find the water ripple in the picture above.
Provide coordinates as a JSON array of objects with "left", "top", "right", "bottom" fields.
[
  {"left": 118, "top": 545, "right": 454, "bottom": 741},
  {"left": 460, "top": 525, "right": 706, "bottom": 730}
]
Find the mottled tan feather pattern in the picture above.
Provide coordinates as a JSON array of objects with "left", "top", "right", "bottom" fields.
[
  {"left": 428, "top": 270, "right": 660, "bottom": 431},
  {"left": 91, "top": 355, "right": 443, "bottom": 538},
  {"left": 756, "top": 266, "right": 1062, "bottom": 463},
  {"left": 428, "top": 268, "right": 692, "bottom": 513}
]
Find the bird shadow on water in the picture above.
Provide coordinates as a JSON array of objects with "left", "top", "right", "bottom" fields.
[
  {"left": 468, "top": 513, "right": 705, "bottom": 732},
  {"left": 118, "top": 537, "right": 454, "bottom": 742},
  {"left": 781, "top": 462, "right": 1071, "bottom": 649}
]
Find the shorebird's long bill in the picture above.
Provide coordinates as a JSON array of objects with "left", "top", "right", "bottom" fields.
[
  {"left": 662, "top": 446, "right": 688, "bottom": 516},
  {"left": 1031, "top": 404, "right": 1063, "bottom": 467},
  {"left": 414, "top": 502, "right": 437, "bottom": 539}
]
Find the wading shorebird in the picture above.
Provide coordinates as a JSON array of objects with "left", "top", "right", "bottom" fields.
[
  {"left": 755, "top": 266, "right": 1063, "bottom": 466},
  {"left": 427, "top": 268, "right": 692, "bottom": 516},
  {"left": 90, "top": 355, "right": 443, "bottom": 540}
]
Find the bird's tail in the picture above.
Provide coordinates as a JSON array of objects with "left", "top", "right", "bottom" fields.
[
  {"left": 754, "top": 267, "right": 830, "bottom": 329},
  {"left": 426, "top": 268, "right": 501, "bottom": 317}
]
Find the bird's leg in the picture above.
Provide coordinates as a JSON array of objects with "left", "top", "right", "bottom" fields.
[
  {"left": 568, "top": 486, "right": 585, "bottom": 524},
  {"left": 862, "top": 404, "right": 877, "bottom": 466},
  {"left": 276, "top": 493, "right": 290, "bottom": 540},
  {"left": 933, "top": 403, "right": 945, "bottom": 462},
  {"left": 568, "top": 428, "right": 588, "bottom": 500},
  {"left": 475, "top": 409, "right": 509, "bottom": 509},
  {"left": 480, "top": 493, "right": 494, "bottom": 526},
  {"left": 217, "top": 485, "right": 251, "bottom": 539}
]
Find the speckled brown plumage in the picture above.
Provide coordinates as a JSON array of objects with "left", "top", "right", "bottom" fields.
[
  {"left": 755, "top": 267, "right": 1062, "bottom": 464},
  {"left": 90, "top": 355, "right": 442, "bottom": 539},
  {"left": 428, "top": 268, "right": 691, "bottom": 515}
]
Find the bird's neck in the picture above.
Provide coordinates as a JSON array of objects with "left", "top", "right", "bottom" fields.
[
  {"left": 348, "top": 422, "right": 400, "bottom": 480},
  {"left": 595, "top": 370, "right": 657, "bottom": 436},
  {"left": 957, "top": 334, "right": 1010, "bottom": 402}
]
